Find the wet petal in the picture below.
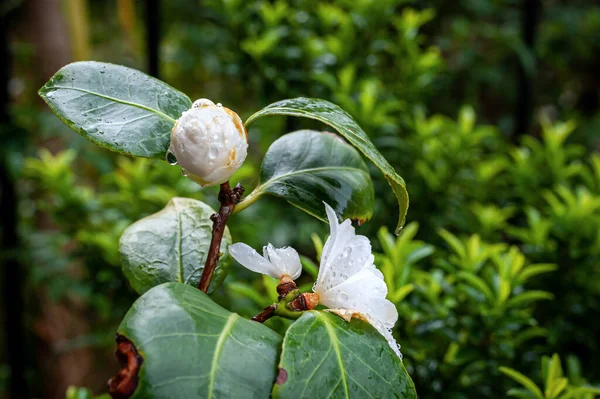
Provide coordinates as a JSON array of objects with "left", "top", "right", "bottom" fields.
[
  {"left": 315, "top": 202, "right": 401, "bottom": 357},
  {"left": 229, "top": 243, "right": 281, "bottom": 278},
  {"left": 317, "top": 203, "right": 371, "bottom": 291},
  {"left": 264, "top": 245, "right": 302, "bottom": 279}
]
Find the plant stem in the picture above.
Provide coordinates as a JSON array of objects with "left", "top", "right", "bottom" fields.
[
  {"left": 252, "top": 304, "right": 277, "bottom": 323},
  {"left": 197, "top": 181, "right": 244, "bottom": 293}
]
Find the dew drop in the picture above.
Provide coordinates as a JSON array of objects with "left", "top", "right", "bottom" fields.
[
  {"left": 192, "top": 98, "right": 215, "bottom": 108},
  {"left": 181, "top": 168, "right": 188, "bottom": 177},
  {"left": 166, "top": 150, "right": 178, "bottom": 165},
  {"left": 209, "top": 146, "right": 218, "bottom": 160},
  {"left": 339, "top": 292, "right": 349, "bottom": 302},
  {"left": 216, "top": 103, "right": 223, "bottom": 107}
]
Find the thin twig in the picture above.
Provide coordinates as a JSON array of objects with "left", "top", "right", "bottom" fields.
[
  {"left": 198, "top": 181, "right": 244, "bottom": 293},
  {"left": 252, "top": 304, "right": 277, "bottom": 323}
]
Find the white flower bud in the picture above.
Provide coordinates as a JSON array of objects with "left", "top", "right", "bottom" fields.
[{"left": 168, "top": 98, "right": 248, "bottom": 187}]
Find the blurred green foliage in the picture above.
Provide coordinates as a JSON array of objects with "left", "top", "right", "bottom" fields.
[
  {"left": 500, "top": 354, "right": 600, "bottom": 399},
  {"left": 7, "top": 0, "right": 600, "bottom": 397}
]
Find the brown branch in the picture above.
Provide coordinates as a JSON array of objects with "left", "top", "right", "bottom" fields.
[
  {"left": 198, "top": 181, "right": 244, "bottom": 293},
  {"left": 252, "top": 304, "right": 277, "bottom": 323}
]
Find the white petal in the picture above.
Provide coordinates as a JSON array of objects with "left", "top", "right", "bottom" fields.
[
  {"left": 376, "top": 322, "right": 402, "bottom": 359},
  {"left": 229, "top": 243, "right": 281, "bottom": 278},
  {"left": 363, "top": 297, "right": 398, "bottom": 329},
  {"left": 317, "top": 203, "right": 370, "bottom": 291},
  {"left": 318, "top": 267, "right": 388, "bottom": 310},
  {"left": 263, "top": 244, "right": 302, "bottom": 279},
  {"left": 315, "top": 202, "right": 401, "bottom": 357}
]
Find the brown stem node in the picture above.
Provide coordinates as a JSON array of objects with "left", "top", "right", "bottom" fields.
[
  {"left": 289, "top": 293, "right": 319, "bottom": 312},
  {"left": 108, "top": 335, "right": 143, "bottom": 399},
  {"left": 277, "top": 276, "right": 298, "bottom": 299}
]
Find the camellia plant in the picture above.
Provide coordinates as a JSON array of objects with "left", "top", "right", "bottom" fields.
[{"left": 39, "top": 61, "right": 415, "bottom": 398}]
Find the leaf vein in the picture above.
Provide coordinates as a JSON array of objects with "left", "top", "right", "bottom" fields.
[{"left": 50, "top": 86, "right": 176, "bottom": 123}]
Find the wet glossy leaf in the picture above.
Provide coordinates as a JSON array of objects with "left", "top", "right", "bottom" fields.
[
  {"left": 39, "top": 61, "right": 191, "bottom": 158},
  {"left": 246, "top": 98, "right": 409, "bottom": 233},
  {"left": 236, "top": 130, "right": 374, "bottom": 223},
  {"left": 120, "top": 197, "right": 230, "bottom": 294},
  {"left": 272, "top": 311, "right": 416, "bottom": 398},
  {"left": 119, "top": 283, "right": 282, "bottom": 399}
]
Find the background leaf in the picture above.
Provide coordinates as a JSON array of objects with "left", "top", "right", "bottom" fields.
[
  {"left": 272, "top": 311, "right": 416, "bottom": 399},
  {"left": 236, "top": 130, "right": 374, "bottom": 223},
  {"left": 245, "top": 98, "right": 409, "bottom": 233},
  {"left": 118, "top": 283, "right": 282, "bottom": 399},
  {"left": 120, "top": 197, "right": 231, "bottom": 294},
  {"left": 39, "top": 61, "right": 191, "bottom": 158}
]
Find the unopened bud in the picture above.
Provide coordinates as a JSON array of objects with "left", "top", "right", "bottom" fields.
[{"left": 168, "top": 99, "right": 248, "bottom": 187}]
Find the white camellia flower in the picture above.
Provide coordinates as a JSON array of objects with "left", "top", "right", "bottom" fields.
[
  {"left": 313, "top": 202, "right": 401, "bottom": 357},
  {"left": 168, "top": 98, "right": 248, "bottom": 187},
  {"left": 229, "top": 202, "right": 401, "bottom": 357},
  {"left": 229, "top": 243, "right": 302, "bottom": 280}
]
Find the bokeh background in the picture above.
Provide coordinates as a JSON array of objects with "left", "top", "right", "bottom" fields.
[{"left": 1, "top": 0, "right": 599, "bottom": 398}]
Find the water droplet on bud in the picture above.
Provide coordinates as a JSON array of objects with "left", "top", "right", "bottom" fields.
[
  {"left": 181, "top": 168, "right": 188, "bottom": 177},
  {"left": 192, "top": 98, "right": 215, "bottom": 108},
  {"left": 166, "top": 150, "right": 178, "bottom": 165},
  {"left": 209, "top": 146, "right": 218, "bottom": 160},
  {"left": 339, "top": 292, "right": 349, "bottom": 301}
]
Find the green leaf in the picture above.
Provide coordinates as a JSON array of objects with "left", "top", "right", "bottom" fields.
[
  {"left": 245, "top": 98, "right": 408, "bottom": 233},
  {"left": 500, "top": 367, "right": 544, "bottom": 399},
  {"left": 546, "top": 354, "right": 564, "bottom": 396},
  {"left": 120, "top": 198, "right": 231, "bottom": 294},
  {"left": 65, "top": 386, "right": 93, "bottom": 399},
  {"left": 547, "top": 378, "right": 568, "bottom": 399},
  {"left": 235, "top": 130, "right": 374, "bottom": 224},
  {"left": 505, "top": 291, "right": 554, "bottom": 309},
  {"left": 506, "top": 388, "right": 538, "bottom": 399},
  {"left": 39, "top": 61, "right": 191, "bottom": 158},
  {"left": 457, "top": 271, "right": 494, "bottom": 303},
  {"left": 390, "top": 284, "right": 415, "bottom": 303},
  {"left": 300, "top": 255, "right": 319, "bottom": 280},
  {"left": 561, "top": 387, "right": 600, "bottom": 398},
  {"left": 272, "top": 311, "right": 416, "bottom": 399},
  {"left": 518, "top": 264, "right": 558, "bottom": 283},
  {"left": 438, "top": 229, "right": 466, "bottom": 259},
  {"left": 119, "top": 283, "right": 282, "bottom": 399}
]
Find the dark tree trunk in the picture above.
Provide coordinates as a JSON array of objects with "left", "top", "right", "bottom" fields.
[
  {"left": 513, "top": 0, "right": 541, "bottom": 141},
  {"left": 145, "top": 0, "right": 161, "bottom": 78},
  {"left": 0, "top": 4, "right": 29, "bottom": 398}
]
